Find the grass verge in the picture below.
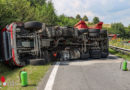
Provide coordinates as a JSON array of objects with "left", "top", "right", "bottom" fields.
[
  {"left": 109, "top": 38, "right": 130, "bottom": 49},
  {"left": 0, "top": 63, "right": 50, "bottom": 90},
  {"left": 109, "top": 48, "right": 130, "bottom": 60}
]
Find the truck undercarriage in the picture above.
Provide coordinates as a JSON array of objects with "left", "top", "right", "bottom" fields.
[{"left": 0, "top": 21, "right": 109, "bottom": 66}]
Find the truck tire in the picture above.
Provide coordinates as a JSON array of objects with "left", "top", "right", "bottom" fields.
[
  {"left": 80, "top": 53, "right": 89, "bottom": 60},
  {"left": 90, "top": 50, "right": 101, "bottom": 59},
  {"left": 100, "top": 36, "right": 109, "bottom": 58},
  {"left": 89, "top": 33, "right": 99, "bottom": 37},
  {"left": 101, "top": 52, "right": 109, "bottom": 58},
  {"left": 24, "top": 21, "right": 42, "bottom": 30},
  {"left": 100, "top": 30, "right": 107, "bottom": 34},
  {"left": 29, "top": 59, "right": 45, "bottom": 65},
  {"left": 88, "top": 29, "right": 100, "bottom": 37},
  {"left": 44, "top": 51, "right": 50, "bottom": 62},
  {"left": 100, "top": 30, "right": 107, "bottom": 39},
  {"left": 78, "top": 29, "right": 88, "bottom": 35},
  {"left": 91, "top": 54, "right": 101, "bottom": 59},
  {"left": 88, "top": 29, "right": 100, "bottom": 33}
]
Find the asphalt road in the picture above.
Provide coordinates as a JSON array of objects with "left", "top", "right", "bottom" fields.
[{"left": 37, "top": 54, "right": 130, "bottom": 90}]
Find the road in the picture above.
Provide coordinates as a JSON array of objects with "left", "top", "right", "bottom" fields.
[{"left": 37, "top": 54, "right": 130, "bottom": 90}]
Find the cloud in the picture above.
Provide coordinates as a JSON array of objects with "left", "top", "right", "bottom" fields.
[
  {"left": 52, "top": 0, "right": 130, "bottom": 26},
  {"left": 85, "top": 11, "right": 95, "bottom": 18},
  {"left": 119, "top": 0, "right": 125, "bottom": 2}
]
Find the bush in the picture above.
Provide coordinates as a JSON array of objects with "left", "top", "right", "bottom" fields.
[
  {"left": 108, "top": 23, "right": 130, "bottom": 38},
  {"left": 56, "top": 14, "right": 79, "bottom": 27}
]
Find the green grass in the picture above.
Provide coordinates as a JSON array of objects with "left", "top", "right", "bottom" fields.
[
  {"left": 0, "top": 63, "right": 50, "bottom": 90},
  {"left": 109, "top": 38, "right": 130, "bottom": 49},
  {"left": 109, "top": 48, "right": 130, "bottom": 60}
]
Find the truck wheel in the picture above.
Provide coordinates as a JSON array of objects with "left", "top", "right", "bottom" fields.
[
  {"left": 90, "top": 50, "right": 101, "bottom": 59},
  {"left": 24, "top": 21, "right": 42, "bottom": 30},
  {"left": 88, "top": 29, "right": 100, "bottom": 33},
  {"left": 88, "top": 29, "right": 100, "bottom": 37},
  {"left": 91, "top": 54, "right": 101, "bottom": 59},
  {"left": 29, "top": 59, "right": 45, "bottom": 65},
  {"left": 101, "top": 39, "right": 109, "bottom": 58},
  {"left": 100, "top": 30, "right": 107, "bottom": 39},
  {"left": 44, "top": 51, "right": 50, "bottom": 62},
  {"left": 89, "top": 33, "right": 99, "bottom": 37},
  {"left": 100, "top": 30, "right": 107, "bottom": 34},
  {"left": 80, "top": 53, "right": 90, "bottom": 60},
  {"left": 101, "top": 52, "right": 109, "bottom": 58},
  {"left": 78, "top": 29, "right": 88, "bottom": 35}
]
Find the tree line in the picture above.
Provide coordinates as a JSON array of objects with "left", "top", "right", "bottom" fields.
[
  {"left": 0, "top": 0, "right": 57, "bottom": 28},
  {"left": 0, "top": 0, "right": 100, "bottom": 28},
  {"left": 107, "top": 23, "right": 130, "bottom": 38},
  {"left": 75, "top": 14, "right": 100, "bottom": 24},
  {"left": 0, "top": 0, "right": 129, "bottom": 38}
]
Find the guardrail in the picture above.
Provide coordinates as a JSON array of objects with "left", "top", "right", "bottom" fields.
[{"left": 109, "top": 45, "right": 130, "bottom": 55}]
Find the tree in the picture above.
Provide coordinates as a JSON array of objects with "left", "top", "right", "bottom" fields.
[
  {"left": 93, "top": 17, "right": 100, "bottom": 24},
  {"left": 0, "top": 0, "right": 78, "bottom": 28},
  {"left": 0, "top": 0, "right": 34, "bottom": 28},
  {"left": 36, "top": 1, "right": 57, "bottom": 25},
  {"left": 128, "top": 24, "right": 130, "bottom": 29},
  {"left": 110, "top": 23, "right": 126, "bottom": 37},
  {"left": 83, "top": 15, "right": 88, "bottom": 21},
  {"left": 76, "top": 14, "right": 81, "bottom": 20},
  {"left": 0, "top": 0, "right": 58, "bottom": 27},
  {"left": 56, "top": 14, "right": 79, "bottom": 27},
  {"left": 27, "top": 0, "right": 46, "bottom": 6}
]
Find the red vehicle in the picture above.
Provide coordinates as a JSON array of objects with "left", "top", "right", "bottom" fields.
[{"left": 0, "top": 21, "right": 109, "bottom": 67}]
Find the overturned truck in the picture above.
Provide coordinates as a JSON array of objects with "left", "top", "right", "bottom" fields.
[{"left": 0, "top": 21, "right": 109, "bottom": 66}]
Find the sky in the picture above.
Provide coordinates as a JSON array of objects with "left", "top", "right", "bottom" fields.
[{"left": 52, "top": 0, "right": 130, "bottom": 26}]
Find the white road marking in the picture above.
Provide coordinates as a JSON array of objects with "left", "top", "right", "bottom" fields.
[{"left": 44, "top": 62, "right": 60, "bottom": 90}]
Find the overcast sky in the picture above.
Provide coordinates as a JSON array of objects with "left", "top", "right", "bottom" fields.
[{"left": 52, "top": 0, "right": 130, "bottom": 26}]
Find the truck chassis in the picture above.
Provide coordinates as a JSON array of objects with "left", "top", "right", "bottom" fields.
[{"left": 0, "top": 21, "right": 109, "bottom": 66}]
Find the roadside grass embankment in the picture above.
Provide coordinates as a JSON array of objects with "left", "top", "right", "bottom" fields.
[
  {"left": 109, "top": 38, "right": 130, "bottom": 49},
  {"left": 109, "top": 48, "right": 130, "bottom": 60},
  {"left": 0, "top": 63, "right": 50, "bottom": 90}
]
